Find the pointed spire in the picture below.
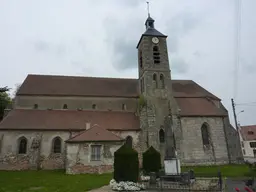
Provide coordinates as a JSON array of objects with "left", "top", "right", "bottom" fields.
[{"left": 145, "top": 1, "right": 155, "bottom": 29}]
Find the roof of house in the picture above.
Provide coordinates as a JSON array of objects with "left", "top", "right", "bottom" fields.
[
  {"left": 175, "top": 98, "right": 227, "bottom": 117},
  {"left": 0, "top": 109, "right": 140, "bottom": 131},
  {"left": 66, "top": 124, "right": 124, "bottom": 142},
  {"left": 240, "top": 125, "right": 256, "bottom": 141},
  {"left": 17, "top": 74, "right": 220, "bottom": 100}
]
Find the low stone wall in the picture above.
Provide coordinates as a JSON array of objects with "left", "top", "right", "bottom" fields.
[
  {"left": 0, "top": 154, "right": 30, "bottom": 170},
  {"left": 67, "top": 164, "right": 113, "bottom": 174}
]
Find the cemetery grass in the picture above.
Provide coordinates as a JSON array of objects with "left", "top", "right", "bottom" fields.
[
  {"left": 0, "top": 170, "right": 112, "bottom": 192},
  {"left": 182, "top": 164, "right": 250, "bottom": 178}
]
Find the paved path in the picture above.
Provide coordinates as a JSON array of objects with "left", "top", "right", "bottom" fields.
[{"left": 226, "top": 178, "right": 249, "bottom": 192}]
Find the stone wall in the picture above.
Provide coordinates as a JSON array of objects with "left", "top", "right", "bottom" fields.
[
  {"left": 15, "top": 96, "right": 137, "bottom": 112},
  {"left": 0, "top": 130, "right": 74, "bottom": 170},
  {"left": 66, "top": 142, "right": 123, "bottom": 174},
  {"left": 180, "top": 117, "right": 229, "bottom": 165}
]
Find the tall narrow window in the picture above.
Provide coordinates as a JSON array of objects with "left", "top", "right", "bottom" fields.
[
  {"left": 153, "top": 46, "right": 160, "bottom": 64},
  {"left": 63, "top": 104, "right": 68, "bottom": 109},
  {"left": 92, "top": 104, "right": 97, "bottom": 109},
  {"left": 122, "top": 104, "right": 127, "bottom": 111},
  {"left": 153, "top": 74, "right": 157, "bottom": 88},
  {"left": 91, "top": 145, "right": 101, "bottom": 161},
  {"left": 34, "top": 104, "right": 38, "bottom": 109},
  {"left": 201, "top": 123, "right": 210, "bottom": 145},
  {"left": 52, "top": 137, "right": 61, "bottom": 153},
  {"left": 159, "top": 129, "right": 165, "bottom": 143},
  {"left": 160, "top": 74, "right": 165, "bottom": 88},
  {"left": 139, "top": 50, "right": 143, "bottom": 68},
  {"left": 125, "top": 136, "right": 133, "bottom": 148},
  {"left": 18, "top": 137, "right": 27, "bottom": 154}
]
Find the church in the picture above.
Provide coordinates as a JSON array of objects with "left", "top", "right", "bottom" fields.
[{"left": 0, "top": 15, "right": 243, "bottom": 174}]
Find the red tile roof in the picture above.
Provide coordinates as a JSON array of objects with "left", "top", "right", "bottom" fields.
[
  {"left": 175, "top": 98, "right": 227, "bottom": 117},
  {"left": 240, "top": 125, "right": 256, "bottom": 141},
  {"left": 66, "top": 124, "right": 124, "bottom": 142},
  {"left": 17, "top": 74, "right": 220, "bottom": 100},
  {"left": 0, "top": 109, "right": 140, "bottom": 131}
]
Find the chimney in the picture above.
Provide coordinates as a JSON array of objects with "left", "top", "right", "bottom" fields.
[{"left": 86, "top": 123, "right": 91, "bottom": 130}]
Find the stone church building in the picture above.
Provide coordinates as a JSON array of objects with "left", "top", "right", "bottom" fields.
[{"left": 0, "top": 16, "right": 243, "bottom": 174}]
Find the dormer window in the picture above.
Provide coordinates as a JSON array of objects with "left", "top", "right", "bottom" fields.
[
  {"left": 63, "top": 104, "right": 68, "bottom": 109},
  {"left": 33, "top": 104, "right": 38, "bottom": 109},
  {"left": 92, "top": 104, "right": 97, "bottom": 110},
  {"left": 122, "top": 104, "right": 127, "bottom": 111}
]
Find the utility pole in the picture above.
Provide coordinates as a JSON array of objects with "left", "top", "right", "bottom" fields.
[{"left": 231, "top": 98, "right": 239, "bottom": 133}]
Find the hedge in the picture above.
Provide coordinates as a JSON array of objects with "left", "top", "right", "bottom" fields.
[
  {"left": 142, "top": 146, "right": 161, "bottom": 174},
  {"left": 114, "top": 144, "right": 139, "bottom": 182}
]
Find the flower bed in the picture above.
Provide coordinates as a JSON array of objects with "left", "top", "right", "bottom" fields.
[{"left": 110, "top": 179, "right": 146, "bottom": 191}]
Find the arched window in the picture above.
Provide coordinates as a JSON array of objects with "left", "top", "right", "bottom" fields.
[
  {"left": 153, "top": 46, "right": 160, "bottom": 64},
  {"left": 160, "top": 74, "right": 165, "bottom": 88},
  {"left": 63, "top": 104, "right": 68, "bottom": 109},
  {"left": 33, "top": 104, "right": 38, "bottom": 109},
  {"left": 201, "top": 123, "right": 210, "bottom": 145},
  {"left": 52, "top": 137, "right": 62, "bottom": 153},
  {"left": 92, "top": 104, "right": 97, "bottom": 109},
  {"left": 159, "top": 129, "right": 165, "bottom": 143},
  {"left": 125, "top": 136, "right": 133, "bottom": 148},
  {"left": 18, "top": 137, "right": 27, "bottom": 154},
  {"left": 139, "top": 50, "right": 143, "bottom": 68},
  {"left": 153, "top": 74, "right": 158, "bottom": 88},
  {"left": 122, "top": 104, "right": 126, "bottom": 111}
]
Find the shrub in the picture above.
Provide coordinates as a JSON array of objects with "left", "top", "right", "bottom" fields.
[
  {"left": 142, "top": 146, "right": 161, "bottom": 174},
  {"left": 114, "top": 144, "right": 139, "bottom": 182}
]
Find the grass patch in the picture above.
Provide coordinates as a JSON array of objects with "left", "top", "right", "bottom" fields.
[
  {"left": 0, "top": 170, "right": 112, "bottom": 192},
  {"left": 182, "top": 164, "right": 250, "bottom": 178}
]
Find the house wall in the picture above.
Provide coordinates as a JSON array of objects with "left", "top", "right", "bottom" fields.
[
  {"left": 0, "top": 130, "right": 77, "bottom": 170},
  {"left": 180, "top": 117, "right": 229, "bottom": 165},
  {"left": 15, "top": 96, "right": 138, "bottom": 112},
  {"left": 66, "top": 142, "right": 123, "bottom": 174},
  {"left": 242, "top": 140, "right": 256, "bottom": 161}
]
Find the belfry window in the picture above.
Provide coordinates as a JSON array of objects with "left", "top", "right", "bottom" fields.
[
  {"left": 153, "top": 74, "right": 157, "bottom": 88},
  {"left": 153, "top": 46, "right": 160, "bottom": 64},
  {"left": 159, "top": 129, "right": 165, "bottom": 143},
  {"left": 160, "top": 74, "right": 165, "bottom": 88}
]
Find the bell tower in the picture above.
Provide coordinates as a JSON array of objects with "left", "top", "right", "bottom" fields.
[{"left": 137, "top": 14, "right": 179, "bottom": 161}]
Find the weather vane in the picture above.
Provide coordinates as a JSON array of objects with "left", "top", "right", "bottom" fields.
[{"left": 146, "top": 1, "right": 150, "bottom": 17}]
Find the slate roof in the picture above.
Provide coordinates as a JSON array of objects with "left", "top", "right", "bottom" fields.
[
  {"left": 66, "top": 124, "right": 124, "bottom": 142},
  {"left": 17, "top": 74, "right": 220, "bottom": 100},
  {"left": 0, "top": 109, "right": 140, "bottom": 131},
  {"left": 240, "top": 125, "right": 256, "bottom": 141},
  {"left": 175, "top": 98, "right": 227, "bottom": 117}
]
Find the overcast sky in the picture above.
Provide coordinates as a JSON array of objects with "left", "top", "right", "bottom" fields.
[{"left": 0, "top": 0, "right": 255, "bottom": 126}]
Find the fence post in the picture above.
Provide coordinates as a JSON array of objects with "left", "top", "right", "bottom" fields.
[{"left": 218, "top": 170, "right": 222, "bottom": 191}]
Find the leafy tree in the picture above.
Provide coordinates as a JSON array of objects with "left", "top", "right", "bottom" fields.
[{"left": 0, "top": 87, "right": 11, "bottom": 121}]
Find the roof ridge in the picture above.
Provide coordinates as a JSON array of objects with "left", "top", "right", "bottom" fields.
[{"left": 27, "top": 74, "right": 138, "bottom": 81}]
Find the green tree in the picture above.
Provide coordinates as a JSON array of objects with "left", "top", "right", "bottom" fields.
[{"left": 0, "top": 87, "right": 11, "bottom": 121}]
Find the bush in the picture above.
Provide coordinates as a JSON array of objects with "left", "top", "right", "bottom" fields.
[
  {"left": 114, "top": 144, "right": 139, "bottom": 182},
  {"left": 142, "top": 146, "right": 161, "bottom": 174}
]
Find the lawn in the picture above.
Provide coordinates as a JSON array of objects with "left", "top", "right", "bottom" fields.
[
  {"left": 0, "top": 170, "right": 112, "bottom": 192},
  {"left": 182, "top": 164, "right": 250, "bottom": 178}
]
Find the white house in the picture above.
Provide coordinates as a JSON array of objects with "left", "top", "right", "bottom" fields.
[{"left": 239, "top": 125, "right": 256, "bottom": 163}]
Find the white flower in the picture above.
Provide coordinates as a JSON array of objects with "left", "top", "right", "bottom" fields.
[{"left": 109, "top": 179, "right": 145, "bottom": 191}]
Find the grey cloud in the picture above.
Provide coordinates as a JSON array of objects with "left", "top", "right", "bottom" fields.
[
  {"left": 34, "top": 41, "right": 50, "bottom": 52},
  {"left": 170, "top": 55, "right": 189, "bottom": 74},
  {"left": 112, "top": 38, "right": 137, "bottom": 70},
  {"left": 166, "top": 11, "right": 203, "bottom": 53}
]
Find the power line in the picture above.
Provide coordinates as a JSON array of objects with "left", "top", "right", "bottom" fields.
[
  {"left": 236, "top": 101, "right": 256, "bottom": 106},
  {"left": 233, "top": 0, "right": 242, "bottom": 101}
]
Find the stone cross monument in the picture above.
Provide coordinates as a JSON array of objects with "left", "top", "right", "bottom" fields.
[{"left": 164, "top": 107, "right": 181, "bottom": 175}]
